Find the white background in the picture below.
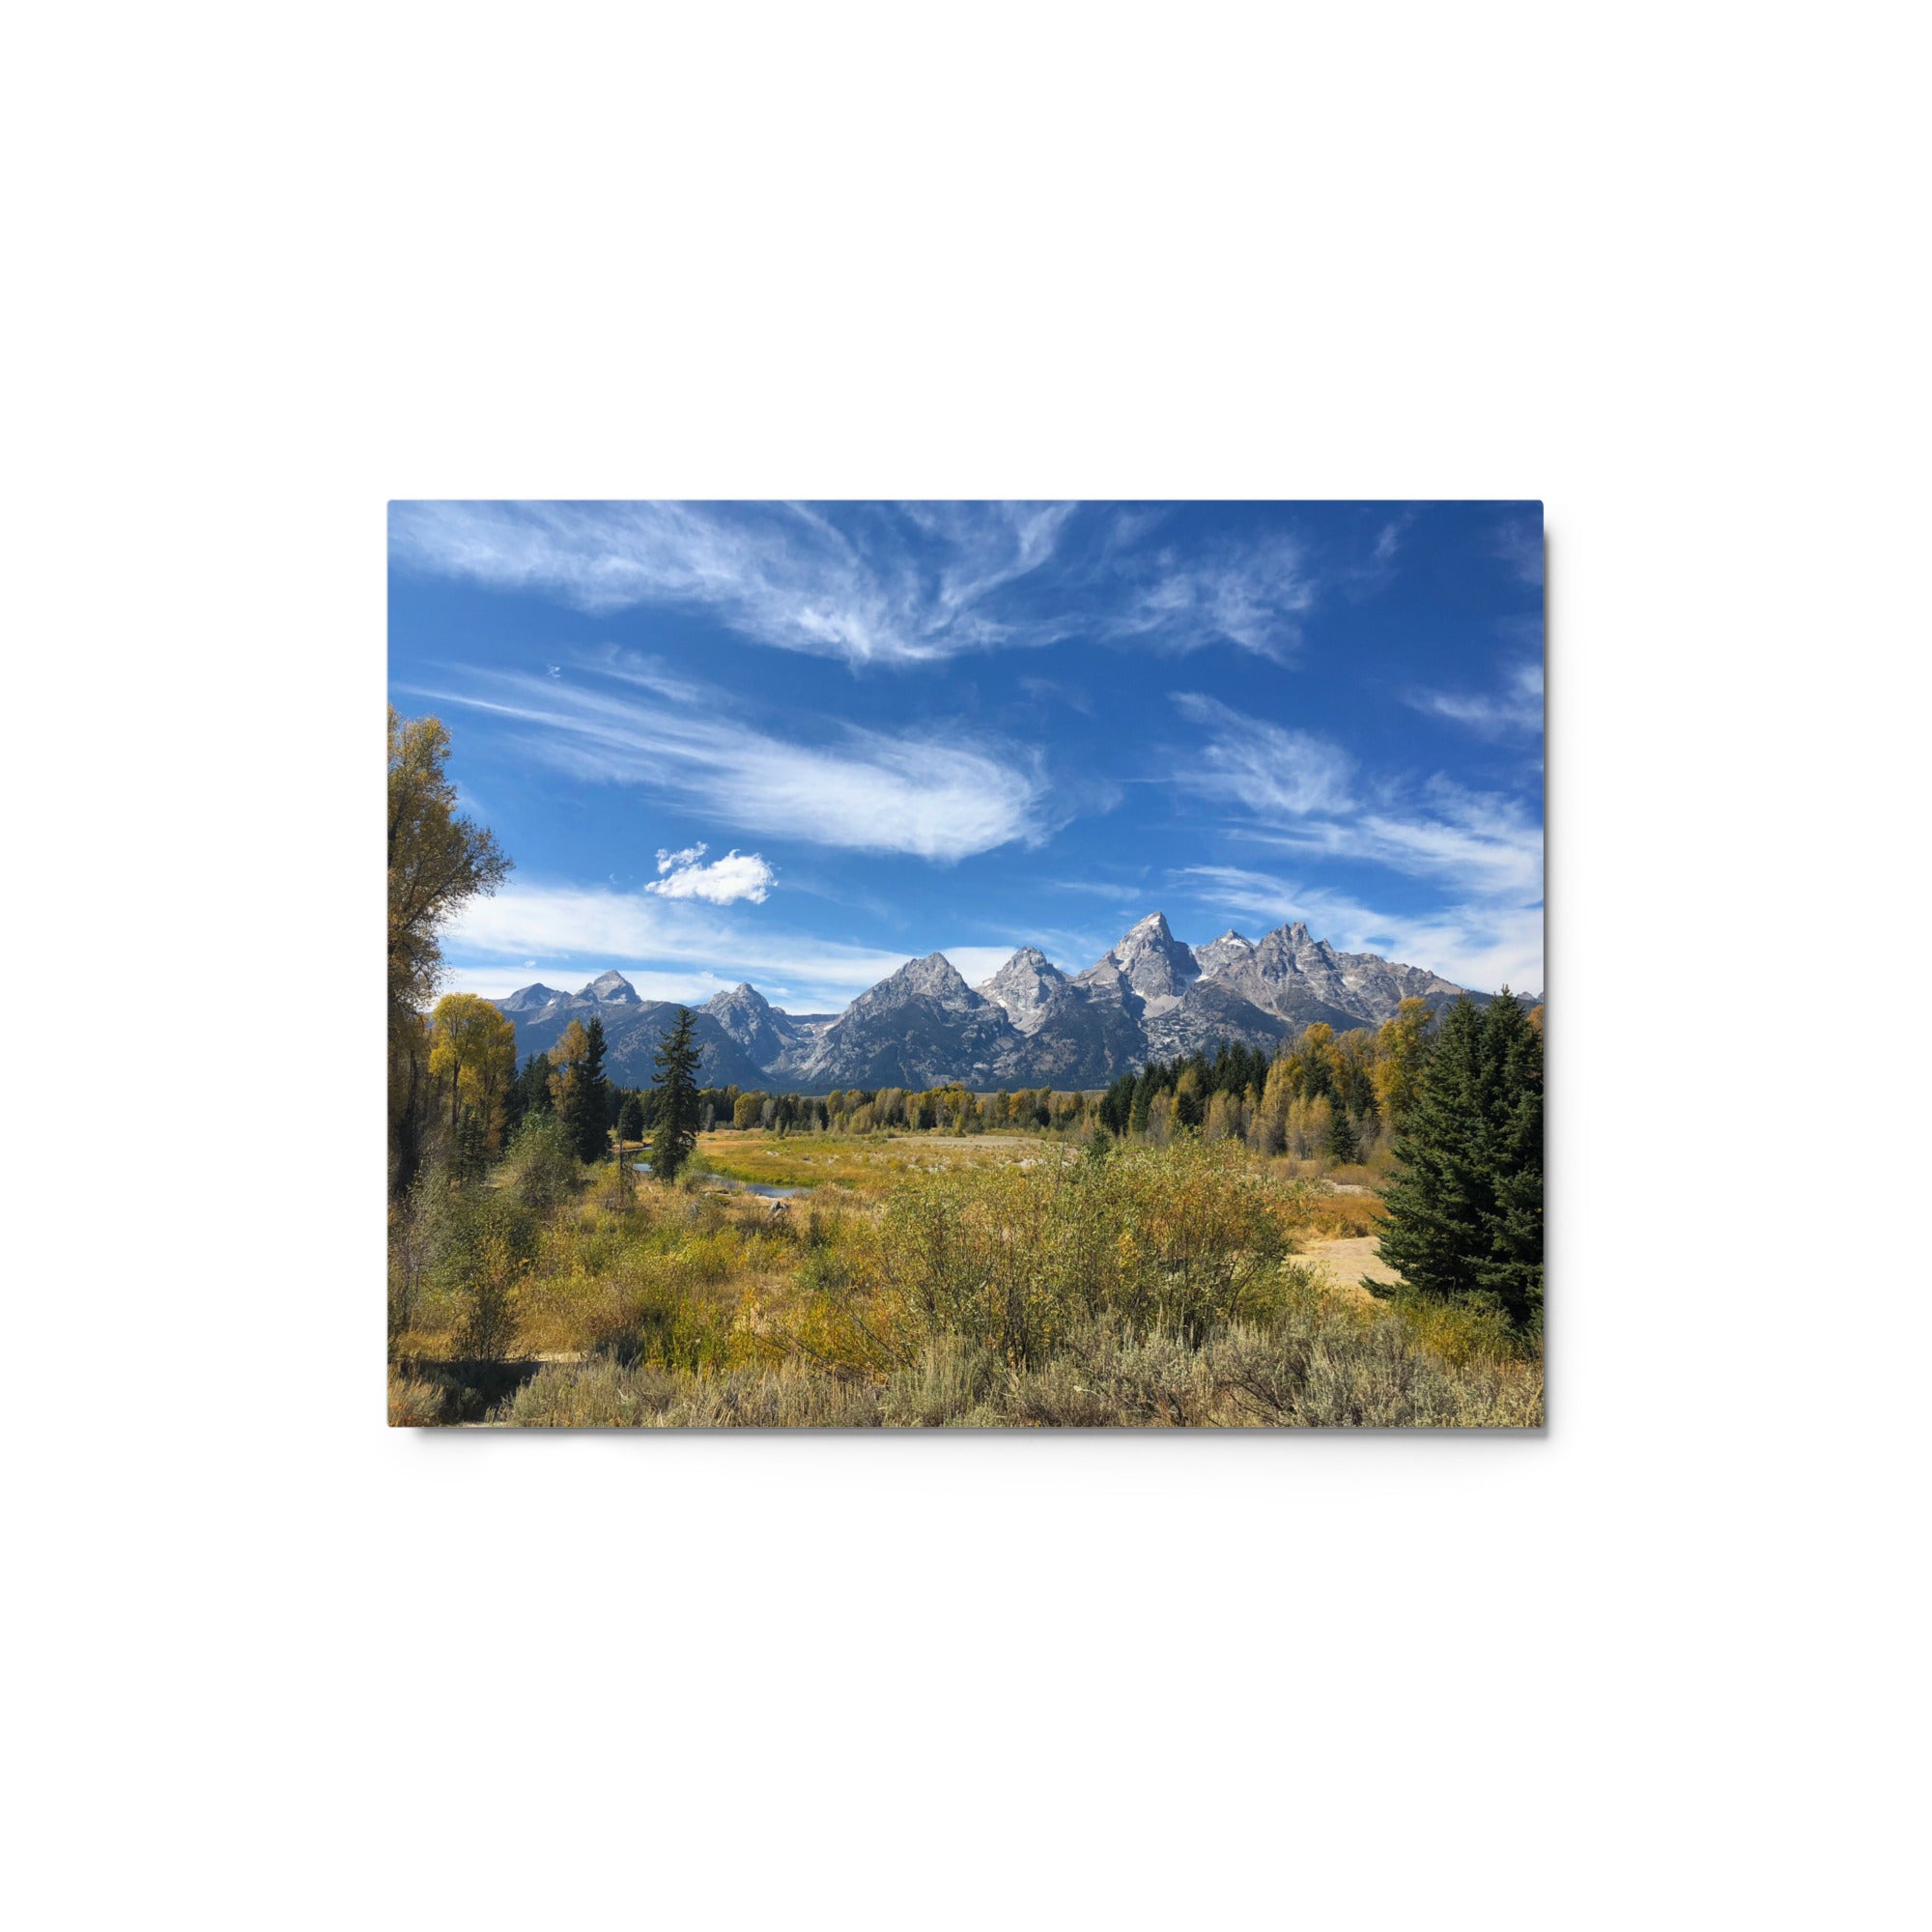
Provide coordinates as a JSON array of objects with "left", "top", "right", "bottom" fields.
[{"left": 5, "top": 4, "right": 1925, "bottom": 1926}]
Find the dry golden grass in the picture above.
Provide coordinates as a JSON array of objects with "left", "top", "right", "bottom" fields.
[
  {"left": 391, "top": 1131, "right": 1539, "bottom": 1428},
  {"left": 695, "top": 1129, "right": 1065, "bottom": 1197}
]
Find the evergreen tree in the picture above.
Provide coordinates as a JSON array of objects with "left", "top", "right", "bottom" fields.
[
  {"left": 646, "top": 1007, "right": 704, "bottom": 1183},
  {"left": 616, "top": 1091, "right": 645, "bottom": 1144},
  {"left": 1128, "top": 1066, "right": 1155, "bottom": 1136},
  {"left": 572, "top": 1016, "right": 609, "bottom": 1163},
  {"left": 1473, "top": 991, "right": 1544, "bottom": 1331},
  {"left": 1377, "top": 992, "right": 1544, "bottom": 1331},
  {"left": 1377, "top": 997, "right": 1493, "bottom": 1305},
  {"left": 547, "top": 1021, "right": 593, "bottom": 1167},
  {"left": 1324, "top": 1103, "right": 1360, "bottom": 1163},
  {"left": 451, "top": 1108, "right": 487, "bottom": 1184},
  {"left": 505, "top": 1052, "right": 552, "bottom": 1136}
]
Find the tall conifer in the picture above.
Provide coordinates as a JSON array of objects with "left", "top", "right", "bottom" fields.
[
  {"left": 1377, "top": 992, "right": 1544, "bottom": 1331},
  {"left": 647, "top": 1008, "right": 704, "bottom": 1182}
]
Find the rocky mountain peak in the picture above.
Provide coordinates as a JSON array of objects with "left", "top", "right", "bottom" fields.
[
  {"left": 702, "top": 980, "right": 792, "bottom": 1061},
  {"left": 489, "top": 916, "right": 1497, "bottom": 1095},
  {"left": 1195, "top": 929, "right": 1257, "bottom": 979},
  {"left": 976, "top": 946, "right": 1070, "bottom": 1035},
  {"left": 580, "top": 970, "right": 641, "bottom": 1005},
  {"left": 705, "top": 980, "right": 772, "bottom": 1015},
  {"left": 1105, "top": 909, "right": 1200, "bottom": 1010},
  {"left": 896, "top": 952, "right": 974, "bottom": 998},
  {"left": 497, "top": 982, "right": 569, "bottom": 1013}
]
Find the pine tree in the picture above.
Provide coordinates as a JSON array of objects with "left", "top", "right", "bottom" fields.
[
  {"left": 574, "top": 1016, "right": 610, "bottom": 1162},
  {"left": 452, "top": 1108, "right": 487, "bottom": 1184},
  {"left": 1473, "top": 991, "right": 1544, "bottom": 1331},
  {"left": 1377, "top": 997, "right": 1493, "bottom": 1304},
  {"left": 1377, "top": 992, "right": 1544, "bottom": 1331},
  {"left": 505, "top": 1052, "right": 552, "bottom": 1137},
  {"left": 1128, "top": 1066, "right": 1155, "bottom": 1136},
  {"left": 616, "top": 1091, "right": 645, "bottom": 1145},
  {"left": 1324, "top": 1103, "right": 1360, "bottom": 1164},
  {"left": 646, "top": 1007, "right": 703, "bottom": 1183}
]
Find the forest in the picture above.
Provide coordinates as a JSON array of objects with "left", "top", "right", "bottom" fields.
[{"left": 389, "top": 709, "right": 1545, "bottom": 1427}]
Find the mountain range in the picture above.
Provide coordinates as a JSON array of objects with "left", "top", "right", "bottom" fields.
[{"left": 489, "top": 914, "right": 1532, "bottom": 1094}]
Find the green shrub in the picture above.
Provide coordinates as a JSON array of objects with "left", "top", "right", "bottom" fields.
[
  {"left": 387, "top": 1371, "right": 445, "bottom": 1426},
  {"left": 503, "top": 1112, "right": 579, "bottom": 1216},
  {"left": 496, "top": 1359, "right": 881, "bottom": 1428},
  {"left": 853, "top": 1138, "right": 1300, "bottom": 1363}
]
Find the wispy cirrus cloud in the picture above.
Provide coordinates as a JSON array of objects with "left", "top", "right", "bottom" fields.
[
  {"left": 1492, "top": 515, "right": 1545, "bottom": 587},
  {"left": 1102, "top": 536, "right": 1317, "bottom": 665},
  {"left": 389, "top": 500, "right": 1076, "bottom": 668},
  {"left": 390, "top": 500, "right": 1338, "bottom": 671},
  {"left": 1168, "top": 693, "right": 1543, "bottom": 986},
  {"left": 646, "top": 843, "right": 776, "bottom": 905},
  {"left": 403, "top": 652, "right": 1049, "bottom": 862},
  {"left": 1407, "top": 661, "right": 1544, "bottom": 739},
  {"left": 1172, "top": 694, "right": 1542, "bottom": 898},
  {"left": 1171, "top": 694, "right": 1357, "bottom": 814},
  {"left": 1242, "top": 777, "right": 1545, "bottom": 899}
]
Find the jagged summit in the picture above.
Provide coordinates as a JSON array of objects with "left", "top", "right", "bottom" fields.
[
  {"left": 796, "top": 951, "right": 1005, "bottom": 1088},
  {"left": 498, "top": 981, "right": 569, "bottom": 1013},
  {"left": 486, "top": 920, "right": 1515, "bottom": 1094},
  {"left": 580, "top": 970, "right": 640, "bottom": 1005},
  {"left": 1097, "top": 909, "right": 1201, "bottom": 1012},
  {"left": 1195, "top": 929, "right": 1257, "bottom": 978},
  {"left": 976, "top": 946, "right": 1070, "bottom": 1035},
  {"left": 705, "top": 980, "right": 772, "bottom": 1013},
  {"left": 702, "top": 980, "right": 793, "bottom": 1065},
  {"left": 869, "top": 952, "right": 976, "bottom": 1005}
]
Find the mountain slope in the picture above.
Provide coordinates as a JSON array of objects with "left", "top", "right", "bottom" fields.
[
  {"left": 482, "top": 918, "right": 1531, "bottom": 1094},
  {"left": 797, "top": 953, "right": 1016, "bottom": 1090},
  {"left": 495, "top": 975, "right": 770, "bottom": 1091}
]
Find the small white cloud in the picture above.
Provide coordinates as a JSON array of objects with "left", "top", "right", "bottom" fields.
[{"left": 645, "top": 848, "right": 776, "bottom": 905}]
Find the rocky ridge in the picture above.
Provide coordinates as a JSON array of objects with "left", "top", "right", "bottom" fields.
[{"left": 487, "top": 916, "right": 1532, "bottom": 1094}]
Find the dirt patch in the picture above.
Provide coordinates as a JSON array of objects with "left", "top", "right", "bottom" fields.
[{"left": 1305, "top": 1234, "right": 1400, "bottom": 1298}]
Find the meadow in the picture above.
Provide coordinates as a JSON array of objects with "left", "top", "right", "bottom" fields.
[{"left": 387, "top": 1129, "right": 1542, "bottom": 1428}]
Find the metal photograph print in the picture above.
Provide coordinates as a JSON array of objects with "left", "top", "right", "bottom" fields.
[{"left": 386, "top": 501, "right": 1545, "bottom": 1428}]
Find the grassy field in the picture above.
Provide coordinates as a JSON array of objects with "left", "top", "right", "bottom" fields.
[
  {"left": 388, "top": 1130, "right": 1535, "bottom": 1428},
  {"left": 691, "top": 1128, "right": 1069, "bottom": 1196}
]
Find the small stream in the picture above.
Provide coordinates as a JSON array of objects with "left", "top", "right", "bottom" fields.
[{"left": 634, "top": 1163, "right": 809, "bottom": 1201}]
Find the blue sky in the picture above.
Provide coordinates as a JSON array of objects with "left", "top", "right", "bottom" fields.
[{"left": 389, "top": 501, "right": 1544, "bottom": 1012}]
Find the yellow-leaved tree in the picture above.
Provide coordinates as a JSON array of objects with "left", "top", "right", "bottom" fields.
[
  {"left": 1372, "top": 997, "right": 1435, "bottom": 1132},
  {"left": 428, "top": 994, "right": 518, "bottom": 1151},
  {"left": 388, "top": 708, "right": 510, "bottom": 1194}
]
